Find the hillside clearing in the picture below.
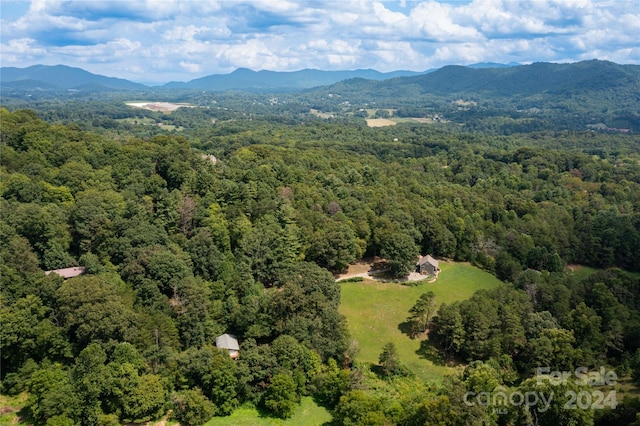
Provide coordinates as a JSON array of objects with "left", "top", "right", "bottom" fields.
[
  {"left": 204, "top": 397, "right": 331, "bottom": 426},
  {"left": 366, "top": 118, "right": 397, "bottom": 127},
  {"left": 125, "top": 101, "right": 196, "bottom": 112},
  {"left": 339, "top": 261, "right": 502, "bottom": 382}
]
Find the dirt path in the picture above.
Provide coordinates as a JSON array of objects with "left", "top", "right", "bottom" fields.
[
  {"left": 336, "top": 270, "right": 429, "bottom": 283},
  {"left": 335, "top": 271, "right": 372, "bottom": 281}
]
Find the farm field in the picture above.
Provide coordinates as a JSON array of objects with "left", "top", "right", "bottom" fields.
[
  {"left": 365, "top": 117, "right": 397, "bottom": 127},
  {"left": 339, "top": 261, "right": 502, "bottom": 382}
]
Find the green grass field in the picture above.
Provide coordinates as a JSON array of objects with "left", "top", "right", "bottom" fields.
[
  {"left": 0, "top": 396, "right": 330, "bottom": 426},
  {"left": 204, "top": 397, "right": 332, "bottom": 426},
  {"left": 566, "top": 264, "right": 600, "bottom": 281},
  {"left": 567, "top": 264, "right": 640, "bottom": 281},
  {"left": 0, "top": 393, "right": 27, "bottom": 426},
  {"left": 339, "top": 261, "right": 502, "bottom": 382}
]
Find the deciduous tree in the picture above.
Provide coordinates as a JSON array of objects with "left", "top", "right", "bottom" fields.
[{"left": 262, "top": 373, "right": 298, "bottom": 419}]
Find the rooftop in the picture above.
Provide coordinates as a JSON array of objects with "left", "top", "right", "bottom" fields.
[
  {"left": 417, "top": 255, "right": 438, "bottom": 267},
  {"left": 44, "top": 266, "right": 86, "bottom": 279},
  {"left": 215, "top": 333, "right": 240, "bottom": 351}
]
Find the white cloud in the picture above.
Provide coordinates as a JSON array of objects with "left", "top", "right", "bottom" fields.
[
  {"left": 1, "top": 37, "right": 45, "bottom": 55},
  {"left": 180, "top": 61, "right": 202, "bottom": 73},
  {"left": 220, "top": 38, "right": 283, "bottom": 70},
  {"left": 0, "top": 38, "right": 47, "bottom": 63},
  {"left": 0, "top": 0, "right": 638, "bottom": 83},
  {"left": 433, "top": 43, "right": 484, "bottom": 63},
  {"left": 163, "top": 24, "right": 232, "bottom": 42},
  {"left": 248, "top": 0, "right": 299, "bottom": 14},
  {"left": 409, "top": 1, "right": 483, "bottom": 42},
  {"left": 369, "top": 41, "right": 423, "bottom": 68},
  {"left": 48, "top": 38, "right": 142, "bottom": 66},
  {"left": 372, "top": 2, "right": 406, "bottom": 26}
]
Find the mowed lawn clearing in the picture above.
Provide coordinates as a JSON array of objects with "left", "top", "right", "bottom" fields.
[
  {"left": 204, "top": 397, "right": 332, "bottom": 426},
  {"left": 339, "top": 261, "right": 502, "bottom": 382}
]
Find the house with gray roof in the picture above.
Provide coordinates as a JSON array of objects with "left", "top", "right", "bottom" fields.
[
  {"left": 215, "top": 333, "right": 240, "bottom": 359},
  {"left": 416, "top": 255, "right": 440, "bottom": 277}
]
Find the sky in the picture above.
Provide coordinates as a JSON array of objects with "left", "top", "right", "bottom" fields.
[{"left": 1, "top": 0, "right": 638, "bottom": 85}]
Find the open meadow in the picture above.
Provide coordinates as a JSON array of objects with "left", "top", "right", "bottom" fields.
[
  {"left": 204, "top": 397, "right": 332, "bottom": 426},
  {"left": 339, "top": 261, "right": 502, "bottom": 382}
]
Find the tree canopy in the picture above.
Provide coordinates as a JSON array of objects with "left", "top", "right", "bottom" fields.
[{"left": 1, "top": 98, "right": 639, "bottom": 425}]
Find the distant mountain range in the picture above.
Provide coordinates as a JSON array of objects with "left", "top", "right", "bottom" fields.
[
  {"left": 0, "top": 64, "right": 424, "bottom": 91},
  {"left": 0, "top": 62, "right": 521, "bottom": 92},
  {"left": 318, "top": 59, "right": 640, "bottom": 101},
  {"left": 0, "top": 64, "right": 147, "bottom": 91},
  {"left": 1, "top": 61, "right": 638, "bottom": 103},
  {"left": 163, "top": 68, "right": 427, "bottom": 91}
]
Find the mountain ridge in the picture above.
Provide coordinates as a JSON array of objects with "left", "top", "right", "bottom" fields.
[
  {"left": 162, "top": 68, "right": 424, "bottom": 91},
  {"left": 1, "top": 62, "right": 521, "bottom": 92},
  {"left": 0, "top": 64, "right": 147, "bottom": 91},
  {"left": 2, "top": 61, "right": 638, "bottom": 101},
  {"left": 319, "top": 59, "right": 640, "bottom": 99}
]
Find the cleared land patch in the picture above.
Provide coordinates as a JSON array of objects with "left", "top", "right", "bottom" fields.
[
  {"left": 0, "top": 392, "right": 28, "bottom": 425},
  {"left": 205, "top": 397, "right": 331, "bottom": 426},
  {"left": 125, "top": 101, "right": 196, "bottom": 112},
  {"left": 310, "top": 108, "right": 334, "bottom": 119},
  {"left": 366, "top": 118, "right": 397, "bottom": 127},
  {"left": 411, "top": 117, "right": 437, "bottom": 123},
  {"left": 116, "top": 116, "right": 185, "bottom": 131},
  {"left": 339, "top": 261, "right": 502, "bottom": 382}
]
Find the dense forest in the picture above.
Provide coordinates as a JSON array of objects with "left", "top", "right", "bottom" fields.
[{"left": 1, "top": 86, "right": 640, "bottom": 426}]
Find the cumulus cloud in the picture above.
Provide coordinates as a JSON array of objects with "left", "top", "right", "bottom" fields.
[
  {"left": 180, "top": 61, "right": 202, "bottom": 73},
  {"left": 408, "top": 2, "right": 484, "bottom": 42},
  {"left": 0, "top": 0, "right": 638, "bottom": 83},
  {"left": 0, "top": 38, "right": 47, "bottom": 63}
]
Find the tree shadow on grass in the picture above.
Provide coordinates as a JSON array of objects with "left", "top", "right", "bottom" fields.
[
  {"left": 397, "top": 321, "right": 416, "bottom": 339},
  {"left": 415, "top": 339, "right": 447, "bottom": 366},
  {"left": 253, "top": 402, "right": 275, "bottom": 419},
  {"left": 310, "top": 399, "right": 340, "bottom": 426}
]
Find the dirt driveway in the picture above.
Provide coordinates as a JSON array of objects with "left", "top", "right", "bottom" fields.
[{"left": 335, "top": 259, "right": 432, "bottom": 283}]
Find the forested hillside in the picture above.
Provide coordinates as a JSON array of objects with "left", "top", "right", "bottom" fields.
[
  {"left": 3, "top": 60, "right": 638, "bottom": 134},
  {"left": 0, "top": 65, "right": 147, "bottom": 91},
  {"left": 315, "top": 60, "right": 640, "bottom": 132},
  {"left": 1, "top": 103, "right": 640, "bottom": 425}
]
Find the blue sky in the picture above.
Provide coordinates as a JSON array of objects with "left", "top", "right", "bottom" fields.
[{"left": 1, "top": 0, "right": 638, "bottom": 84}]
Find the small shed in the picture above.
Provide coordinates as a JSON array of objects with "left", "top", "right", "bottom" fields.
[
  {"left": 416, "top": 255, "right": 440, "bottom": 277},
  {"left": 215, "top": 333, "right": 240, "bottom": 359},
  {"left": 44, "top": 266, "right": 86, "bottom": 279}
]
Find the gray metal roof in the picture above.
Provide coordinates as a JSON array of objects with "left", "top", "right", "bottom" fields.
[
  {"left": 215, "top": 333, "right": 239, "bottom": 351},
  {"left": 417, "top": 255, "right": 438, "bottom": 267}
]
